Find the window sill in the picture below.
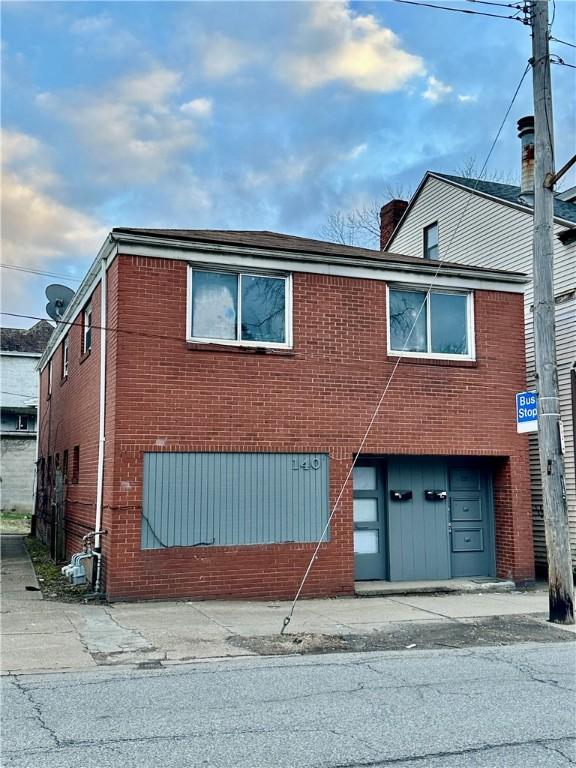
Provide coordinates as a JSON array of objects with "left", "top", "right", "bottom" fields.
[
  {"left": 60, "top": 376, "right": 68, "bottom": 386},
  {"left": 79, "top": 350, "right": 91, "bottom": 365},
  {"left": 186, "top": 342, "right": 296, "bottom": 357},
  {"left": 386, "top": 355, "right": 477, "bottom": 368}
]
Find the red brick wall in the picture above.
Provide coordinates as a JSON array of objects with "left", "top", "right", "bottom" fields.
[{"left": 39, "top": 253, "right": 534, "bottom": 599}]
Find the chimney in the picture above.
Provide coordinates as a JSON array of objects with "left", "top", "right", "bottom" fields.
[
  {"left": 380, "top": 199, "right": 408, "bottom": 250},
  {"left": 517, "top": 115, "right": 535, "bottom": 203}
]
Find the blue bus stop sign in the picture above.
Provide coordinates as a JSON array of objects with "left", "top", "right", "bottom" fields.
[{"left": 516, "top": 391, "right": 538, "bottom": 433}]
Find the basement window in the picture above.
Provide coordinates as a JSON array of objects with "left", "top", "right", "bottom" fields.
[
  {"left": 187, "top": 268, "right": 291, "bottom": 348},
  {"left": 387, "top": 286, "right": 474, "bottom": 360}
]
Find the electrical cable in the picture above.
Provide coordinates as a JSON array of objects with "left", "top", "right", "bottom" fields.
[
  {"left": 550, "top": 36, "right": 576, "bottom": 50},
  {"left": 0, "top": 263, "right": 83, "bottom": 282},
  {"left": 551, "top": 59, "right": 576, "bottom": 70},
  {"left": 391, "top": 0, "right": 524, "bottom": 21},
  {"left": 280, "top": 61, "right": 531, "bottom": 635}
]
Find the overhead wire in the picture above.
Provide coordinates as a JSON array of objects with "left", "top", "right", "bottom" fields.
[
  {"left": 391, "top": 0, "right": 524, "bottom": 21},
  {"left": 1, "top": 263, "right": 83, "bottom": 282},
  {"left": 279, "top": 61, "right": 532, "bottom": 635},
  {"left": 550, "top": 36, "right": 576, "bottom": 51}
]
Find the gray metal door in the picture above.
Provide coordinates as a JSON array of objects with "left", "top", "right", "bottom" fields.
[
  {"left": 388, "top": 457, "right": 450, "bottom": 581},
  {"left": 353, "top": 462, "right": 386, "bottom": 580},
  {"left": 448, "top": 465, "right": 494, "bottom": 578}
]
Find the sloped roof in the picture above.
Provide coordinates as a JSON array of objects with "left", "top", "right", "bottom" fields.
[
  {"left": 434, "top": 173, "right": 576, "bottom": 225},
  {"left": 112, "top": 227, "right": 523, "bottom": 277},
  {"left": 0, "top": 320, "right": 54, "bottom": 353}
]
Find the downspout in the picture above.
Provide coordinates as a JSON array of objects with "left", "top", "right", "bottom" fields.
[{"left": 94, "top": 255, "right": 108, "bottom": 591}]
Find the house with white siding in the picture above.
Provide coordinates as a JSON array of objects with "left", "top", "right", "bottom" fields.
[
  {"left": 383, "top": 116, "right": 576, "bottom": 572},
  {"left": 1, "top": 321, "right": 54, "bottom": 514}
]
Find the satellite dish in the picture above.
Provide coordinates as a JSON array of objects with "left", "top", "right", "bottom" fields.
[{"left": 46, "top": 284, "right": 75, "bottom": 321}]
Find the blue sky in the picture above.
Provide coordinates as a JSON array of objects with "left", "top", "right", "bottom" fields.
[{"left": 2, "top": 0, "right": 575, "bottom": 326}]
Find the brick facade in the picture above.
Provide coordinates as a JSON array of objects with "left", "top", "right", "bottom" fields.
[{"left": 37, "top": 251, "right": 534, "bottom": 600}]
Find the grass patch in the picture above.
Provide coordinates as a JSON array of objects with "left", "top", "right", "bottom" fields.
[
  {"left": 0, "top": 511, "right": 32, "bottom": 535},
  {"left": 24, "top": 536, "right": 96, "bottom": 603}
]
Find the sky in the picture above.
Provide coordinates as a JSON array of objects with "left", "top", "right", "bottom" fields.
[{"left": 2, "top": 0, "right": 575, "bottom": 327}]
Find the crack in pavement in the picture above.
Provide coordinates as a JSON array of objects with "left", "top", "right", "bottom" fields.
[
  {"left": 541, "top": 742, "right": 576, "bottom": 765},
  {"left": 322, "top": 735, "right": 576, "bottom": 767},
  {"left": 9, "top": 675, "right": 61, "bottom": 749}
]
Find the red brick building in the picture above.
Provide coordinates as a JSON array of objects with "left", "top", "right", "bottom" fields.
[{"left": 36, "top": 229, "right": 534, "bottom": 600}]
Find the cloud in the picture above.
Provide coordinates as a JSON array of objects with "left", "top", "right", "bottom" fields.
[
  {"left": 423, "top": 76, "right": 453, "bottom": 103},
  {"left": 70, "top": 13, "right": 113, "bottom": 35},
  {"left": 458, "top": 94, "right": 478, "bottom": 103},
  {"left": 180, "top": 97, "right": 213, "bottom": 118},
  {"left": 1, "top": 130, "right": 107, "bottom": 271},
  {"left": 279, "top": 1, "right": 424, "bottom": 92},
  {"left": 36, "top": 68, "right": 211, "bottom": 183},
  {"left": 199, "top": 33, "right": 257, "bottom": 78}
]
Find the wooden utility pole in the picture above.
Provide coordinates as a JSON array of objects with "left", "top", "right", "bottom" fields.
[{"left": 530, "top": 0, "right": 574, "bottom": 624}]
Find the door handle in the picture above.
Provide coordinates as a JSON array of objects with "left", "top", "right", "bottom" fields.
[{"left": 448, "top": 521, "right": 452, "bottom": 534}]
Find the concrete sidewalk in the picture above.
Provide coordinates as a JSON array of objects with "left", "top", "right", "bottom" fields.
[{"left": 1, "top": 535, "right": 574, "bottom": 675}]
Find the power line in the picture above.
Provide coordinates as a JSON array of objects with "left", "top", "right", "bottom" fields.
[
  {"left": 280, "top": 62, "right": 531, "bottom": 634},
  {"left": 551, "top": 58, "right": 576, "bottom": 71},
  {"left": 1, "top": 263, "right": 82, "bottom": 282},
  {"left": 464, "top": 0, "right": 522, "bottom": 6},
  {"left": 391, "top": 0, "right": 524, "bottom": 21},
  {"left": 1, "top": 311, "right": 188, "bottom": 346},
  {"left": 1, "top": 390, "right": 37, "bottom": 398},
  {"left": 550, "top": 36, "right": 576, "bottom": 51}
]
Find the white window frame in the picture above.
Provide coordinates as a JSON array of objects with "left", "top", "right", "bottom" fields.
[
  {"left": 386, "top": 284, "right": 475, "bottom": 361},
  {"left": 424, "top": 222, "right": 439, "bottom": 260},
  {"left": 62, "top": 335, "right": 69, "bottom": 378},
  {"left": 83, "top": 305, "right": 92, "bottom": 353},
  {"left": 17, "top": 415, "right": 29, "bottom": 431},
  {"left": 48, "top": 360, "right": 52, "bottom": 397},
  {"left": 186, "top": 266, "right": 293, "bottom": 349}
]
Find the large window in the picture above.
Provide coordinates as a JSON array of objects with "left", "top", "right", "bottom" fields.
[
  {"left": 188, "top": 268, "right": 290, "bottom": 347},
  {"left": 388, "top": 287, "right": 474, "bottom": 359}
]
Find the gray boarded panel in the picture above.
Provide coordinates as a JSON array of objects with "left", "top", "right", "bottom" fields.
[{"left": 141, "top": 452, "right": 329, "bottom": 549}]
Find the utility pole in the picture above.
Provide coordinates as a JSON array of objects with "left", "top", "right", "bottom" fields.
[{"left": 530, "top": 0, "right": 574, "bottom": 624}]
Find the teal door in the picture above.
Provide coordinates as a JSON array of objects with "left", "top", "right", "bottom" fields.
[
  {"left": 448, "top": 465, "right": 495, "bottom": 578},
  {"left": 387, "top": 457, "right": 451, "bottom": 581},
  {"left": 353, "top": 462, "right": 387, "bottom": 580}
]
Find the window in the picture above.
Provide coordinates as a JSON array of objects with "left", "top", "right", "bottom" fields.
[
  {"left": 63, "top": 449, "right": 69, "bottom": 483},
  {"left": 17, "top": 415, "right": 29, "bottom": 431},
  {"left": 83, "top": 305, "right": 92, "bottom": 354},
  {"left": 188, "top": 268, "right": 291, "bottom": 347},
  {"left": 47, "top": 456, "right": 53, "bottom": 486},
  {"left": 47, "top": 360, "right": 52, "bottom": 398},
  {"left": 388, "top": 287, "right": 474, "bottom": 359},
  {"left": 424, "top": 223, "right": 439, "bottom": 260},
  {"left": 62, "top": 335, "right": 69, "bottom": 378},
  {"left": 71, "top": 445, "right": 80, "bottom": 484}
]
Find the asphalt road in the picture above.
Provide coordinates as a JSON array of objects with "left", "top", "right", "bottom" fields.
[{"left": 2, "top": 642, "right": 575, "bottom": 767}]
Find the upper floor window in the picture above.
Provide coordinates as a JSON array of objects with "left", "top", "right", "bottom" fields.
[
  {"left": 62, "top": 335, "right": 69, "bottom": 378},
  {"left": 83, "top": 305, "right": 92, "bottom": 354},
  {"left": 388, "top": 286, "right": 474, "bottom": 360},
  {"left": 187, "top": 268, "right": 291, "bottom": 348},
  {"left": 48, "top": 360, "right": 52, "bottom": 397},
  {"left": 424, "top": 223, "right": 439, "bottom": 260}
]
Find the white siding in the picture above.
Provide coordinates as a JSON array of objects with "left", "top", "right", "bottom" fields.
[{"left": 389, "top": 177, "right": 576, "bottom": 566}]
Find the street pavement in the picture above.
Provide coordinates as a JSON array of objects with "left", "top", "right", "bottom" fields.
[
  {"left": 2, "top": 535, "right": 575, "bottom": 675},
  {"left": 1, "top": 642, "right": 575, "bottom": 767}
]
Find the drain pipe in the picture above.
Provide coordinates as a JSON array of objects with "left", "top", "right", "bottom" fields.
[{"left": 94, "top": 255, "right": 108, "bottom": 592}]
